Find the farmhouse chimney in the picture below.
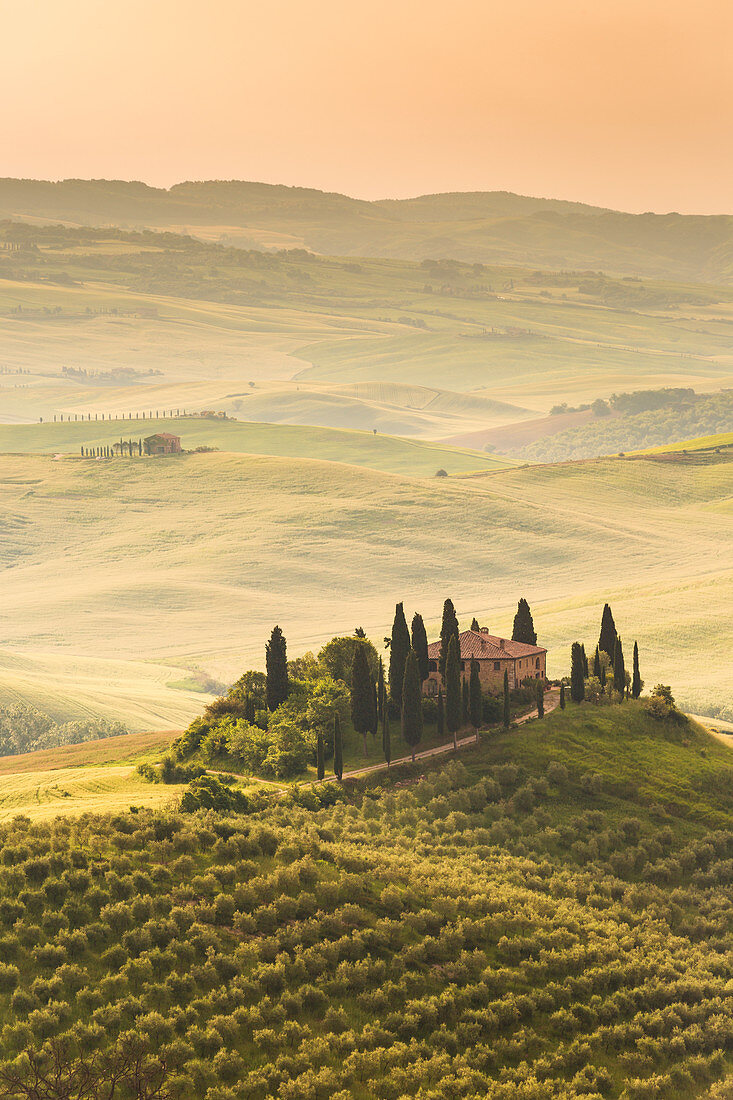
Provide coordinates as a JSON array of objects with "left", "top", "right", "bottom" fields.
[
  {"left": 480, "top": 627, "right": 489, "bottom": 634},
  {"left": 499, "top": 638, "right": 505, "bottom": 651}
]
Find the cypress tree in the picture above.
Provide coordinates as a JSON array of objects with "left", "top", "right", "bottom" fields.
[
  {"left": 469, "top": 659, "right": 482, "bottom": 742},
  {"left": 265, "top": 626, "right": 289, "bottom": 711},
  {"left": 382, "top": 705, "right": 391, "bottom": 767},
  {"left": 389, "top": 602, "right": 411, "bottom": 711},
  {"left": 437, "top": 687, "right": 445, "bottom": 739},
  {"left": 503, "top": 669, "right": 510, "bottom": 728},
  {"left": 613, "top": 636, "right": 626, "bottom": 697},
  {"left": 599, "top": 604, "right": 618, "bottom": 662},
  {"left": 536, "top": 680, "right": 544, "bottom": 718},
  {"left": 351, "top": 644, "right": 374, "bottom": 754},
  {"left": 592, "top": 646, "right": 601, "bottom": 679},
  {"left": 570, "top": 642, "right": 585, "bottom": 702},
  {"left": 316, "top": 733, "right": 325, "bottom": 781},
  {"left": 512, "top": 598, "right": 537, "bottom": 645},
  {"left": 462, "top": 678, "right": 470, "bottom": 724},
  {"left": 632, "top": 641, "right": 642, "bottom": 699},
  {"left": 401, "top": 649, "right": 423, "bottom": 763},
  {"left": 581, "top": 644, "right": 589, "bottom": 678},
  {"left": 560, "top": 682, "right": 566, "bottom": 709},
  {"left": 371, "top": 680, "right": 379, "bottom": 739},
  {"left": 439, "top": 598, "right": 460, "bottom": 681},
  {"left": 444, "top": 635, "right": 462, "bottom": 749},
  {"left": 411, "top": 612, "right": 430, "bottom": 682},
  {"left": 376, "top": 658, "right": 385, "bottom": 721},
  {"left": 333, "top": 714, "right": 343, "bottom": 780},
  {"left": 470, "top": 617, "right": 480, "bottom": 632}
]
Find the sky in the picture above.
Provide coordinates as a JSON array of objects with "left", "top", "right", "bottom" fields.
[{"left": 2, "top": 0, "right": 732, "bottom": 213}]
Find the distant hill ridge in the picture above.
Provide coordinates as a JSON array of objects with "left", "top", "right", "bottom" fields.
[{"left": 2, "top": 177, "right": 733, "bottom": 281}]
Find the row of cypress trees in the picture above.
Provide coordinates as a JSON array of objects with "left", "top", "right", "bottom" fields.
[
  {"left": 271, "top": 594, "right": 542, "bottom": 782},
  {"left": 569, "top": 604, "right": 642, "bottom": 703}
]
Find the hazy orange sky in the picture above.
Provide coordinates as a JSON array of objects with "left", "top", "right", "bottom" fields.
[{"left": 2, "top": 0, "right": 732, "bottom": 212}]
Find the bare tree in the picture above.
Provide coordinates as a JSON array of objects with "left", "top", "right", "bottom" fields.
[{"left": 0, "top": 1031, "right": 171, "bottom": 1100}]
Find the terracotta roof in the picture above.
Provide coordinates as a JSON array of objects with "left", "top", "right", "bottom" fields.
[
  {"left": 426, "top": 629, "right": 546, "bottom": 661},
  {"left": 144, "top": 432, "right": 180, "bottom": 442}
]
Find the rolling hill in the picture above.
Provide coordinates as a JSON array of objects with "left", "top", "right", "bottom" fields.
[
  {"left": 3, "top": 178, "right": 733, "bottom": 280},
  {"left": 0, "top": 447, "right": 730, "bottom": 728},
  {"left": 0, "top": 700, "right": 731, "bottom": 1098},
  {"left": 0, "top": 418, "right": 515, "bottom": 477},
  {"left": 1, "top": 221, "right": 731, "bottom": 442}
]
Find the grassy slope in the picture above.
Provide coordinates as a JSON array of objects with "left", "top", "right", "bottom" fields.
[
  {"left": 0, "top": 765, "right": 182, "bottom": 822},
  {"left": 481, "top": 701, "right": 733, "bottom": 830},
  {"left": 0, "top": 417, "right": 515, "bottom": 477},
  {"left": 0, "top": 450, "right": 730, "bottom": 727},
  {"left": 0, "top": 730, "right": 176, "bottom": 775},
  {"left": 637, "top": 431, "right": 733, "bottom": 454}
]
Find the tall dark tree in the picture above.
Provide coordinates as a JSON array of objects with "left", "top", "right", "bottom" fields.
[
  {"left": 536, "top": 680, "right": 544, "bottom": 718},
  {"left": 376, "top": 658, "right": 385, "bottom": 721},
  {"left": 632, "top": 641, "right": 643, "bottom": 699},
  {"left": 613, "top": 636, "right": 626, "bottom": 697},
  {"left": 370, "top": 680, "right": 379, "bottom": 739},
  {"left": 469, "top": 659, "right": 482, "bottom": 742},
  {"left": 581, "top": 644, "right": 589, "bottom": 679},
  {"left": 382, "top": 705, "right": 391, "bottom": 767},
  {"left": 512, "top": 599, "right": 537, "bottom": 645},
  {"left": 411, "top": 612, "right": 430, "bottom": 683},
  {"left": 401, "top": 649, "right": 423, "bottom": 763},
  {"left": 439, "top": 598, "right": 460, "bottom": 681},
  {"left": 470, "top": 617, "right": 480, "bottom": 633},
  {"left": 437, "top": 687, "right": 445, "bottom": 739},
  {"left": 462, "top": 678, "right": 470, "bottom": 725},
  {"left": 389, "top": 602, "right": 411, "bottom": 711},
  {"left": 444, "top": 635, "right": 462, "bottom": 749},
  {"left": 560, "top": 682, "right": 566, "bottom": 710},
  {"left": 570, "top": 642, "right": 585, "bottom": 702},
  {"left": 592, "top": 646, "right": 601, "bottom": 679},
  {"left": 316, "top": 733, "right": 325, "bottom": 781},
  {"left": 265, "top": 626, "right": 289, "bottom": 711},
  {"left": 351, "top": 645, "right": 374, "bottom": 754},
  {"left": 503, "top": 669, "right": 510, "bottom": 728},
  {"left": 599, "top": 603, "right": 618, "bottom": 663},
  {"left": 333, "top": 714, "right": 343, "bottom": 781}
]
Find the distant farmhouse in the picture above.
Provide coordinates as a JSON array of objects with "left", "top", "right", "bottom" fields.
[
  {"left": 424, "top": 628, "right": 546, "bottom": 696},
  {"left": 144, "top": 432, "right": 182, "bottom": 456}
]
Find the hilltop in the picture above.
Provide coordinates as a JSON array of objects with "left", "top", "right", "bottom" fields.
[
  {"left": 0, "top": 700, "right": 731, "bottom": 1098},
  {"left": 3, "top": 178, "right": 733, "bottom": 281}
]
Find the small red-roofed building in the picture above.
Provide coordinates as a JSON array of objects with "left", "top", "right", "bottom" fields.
[
  {"left": 424, "top": 628, "right": 546, "bottom": 696},
  {"left": 144, "top": 432, "right": 182, "bottom": 455}
]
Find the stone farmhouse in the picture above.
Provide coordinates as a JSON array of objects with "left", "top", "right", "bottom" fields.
[
  {"left": 144, "top": 432, "right": 182, "bottom": 455},
  {"left": 424, "top": 628, "right": 547, "bottom": 696}
]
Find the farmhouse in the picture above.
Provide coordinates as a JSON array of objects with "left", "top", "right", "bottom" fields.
[
  {"left": 424, "top": 628, "right": 547, "bottom": 696},
  {"left": 144, "top": 432, "right": 182, "bottom": 455}
]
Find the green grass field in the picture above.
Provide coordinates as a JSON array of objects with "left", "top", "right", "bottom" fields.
[
  {"left": 0, "top": 449, "right": 730, "bottom": 728},
  {"left": 0, "top": 417, "right": 515, "bottom": 476},
  {"left": 637, "top": 430, "right": 733, "bottom": 454},
  {"left": 0, "top": 765, "right": 183, "bottom": 821}
]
